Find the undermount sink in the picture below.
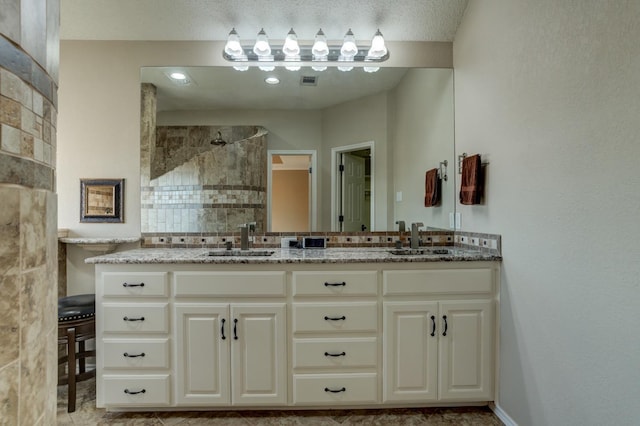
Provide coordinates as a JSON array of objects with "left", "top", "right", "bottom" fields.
[
  {"left": 388, "top": 248, "right": 450, "bottom": 256},
  {"left": 207, "top": 249, "right": 275, "bottom": 257}
]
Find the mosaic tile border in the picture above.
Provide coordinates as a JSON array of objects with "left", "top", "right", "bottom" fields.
[{"left": 140, "top": 230, "right": 502, "bottom": 256}]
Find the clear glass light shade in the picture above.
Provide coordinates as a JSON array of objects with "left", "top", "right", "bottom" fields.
[
  {"left": 224, "top": 28, "right": 243, "bottom": 57},
  {"left": 367, "top": 29, "right": 387, "bottom": 58},
  {"left": 340, "top": 29, "right": 358, "bottom": 59},
  {"left": 312, "top": 65, "right": 328, "bottom": 71},
  {"left": 312, "top": 29, "right": 330, "bottom": 58},
  {"left": 253, "top": 28, "right": 271, "bottom": 57},
  {"left": 363, "top": 66, "right": 380, "bottom": 73},
  {"left": 282, "top": 28, "right": 300, "bottom": 56},
  {"left": 284, "top": 55, "right": 301, "bottom": 71}
]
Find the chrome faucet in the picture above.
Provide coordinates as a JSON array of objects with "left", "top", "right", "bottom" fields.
[
  {"left": 395, "top": 220, "right": 406, "bottom": 232},
  {"left": 410, "top": 222, "right": 424, "bottom": 249},
  {"left": 239, "top": 222, "right": 257, "bottom": 250}
]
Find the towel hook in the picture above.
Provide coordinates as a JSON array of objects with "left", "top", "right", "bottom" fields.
[
  {"left": 439, "top": 160, "right": 448, "bottom": 181},
  {"left": 457, "top": 153, "right": 467, "bottom": 174}
]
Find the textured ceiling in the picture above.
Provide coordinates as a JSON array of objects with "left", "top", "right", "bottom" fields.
[{"left": 60, "top": 0, "right": 469, "bottom": 42}]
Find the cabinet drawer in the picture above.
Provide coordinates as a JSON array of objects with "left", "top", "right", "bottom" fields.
[
  {"left": 102, "top": 303, "right": 168, "bottom": 334},
  {"left": 292, "top": 271, "right": 378, "bottom": 297},
  {"left": 103, "top": 374, "right": 170, "bottom": 406},
  {"left": 293, "top": 373, "right": 378, "bottom": 405},
  {"left": 103, "top": 339, "right": 169, "bottom": 369},
  {"left": 102, "top": 272, "right": 168, "bottom": 297},
  {"left": 293, "top": 303, "right": 377, "bottom": 333},
  {"left": 383, "top": 269, "right": 494, "bottom": 295},
  {"left": 174, "top": 271, "right": 286, "bottom": 297},
  {"left": 293, "top": 338, "right": 377, "bottom": 369}
]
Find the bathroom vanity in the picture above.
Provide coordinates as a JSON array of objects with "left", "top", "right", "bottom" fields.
[{"left": 88, "top": 248, "right": 500, "bottom": 411}]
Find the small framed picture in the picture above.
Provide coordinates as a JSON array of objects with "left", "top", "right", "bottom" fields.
[{"left": 80, "top": 178, "right": 124, "bottom": 223}]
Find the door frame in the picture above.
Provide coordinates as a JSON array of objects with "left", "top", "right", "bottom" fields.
[
  {"left": 331, "top": 141, "right": 375, "bottom": 232},
  {"left": 267, "top": 150, "right": 317, "bottom": 232}
]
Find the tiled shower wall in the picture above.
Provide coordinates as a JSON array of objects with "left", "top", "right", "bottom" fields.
[
  {"left": 0, "top": 1, "right": 60, "bottom": 424},
  {"left": 140, "top": 87, "right": 268, "bottom": 233}
]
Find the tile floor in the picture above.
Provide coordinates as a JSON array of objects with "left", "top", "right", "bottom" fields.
[{"left": 57, "top": 379, "right": 503, "bottom": 425}]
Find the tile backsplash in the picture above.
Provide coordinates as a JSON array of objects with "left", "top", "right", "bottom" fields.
[{"left": 141, "top": 230, "right": 501, "bottom": 256}]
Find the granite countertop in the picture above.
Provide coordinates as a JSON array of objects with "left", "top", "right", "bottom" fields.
[{"left": 85, "top": 247, "right": 501, "bottom": 264}]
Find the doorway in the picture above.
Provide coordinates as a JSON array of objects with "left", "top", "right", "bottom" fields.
[
  {"left": 267, "top": 150, "right": 317, "bottom": 232},
  {"left": 331, "top": 142, "right": 374, "bottom": 232}
]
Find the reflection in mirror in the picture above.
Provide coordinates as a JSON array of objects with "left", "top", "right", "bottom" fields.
[
  {"left": 80, "top": 178, "right": 124, "bottom": 223},
  {"left": 140, "top": 66, "right": 455, "bottom": 233}
]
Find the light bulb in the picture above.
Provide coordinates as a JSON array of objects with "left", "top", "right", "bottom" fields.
[
  {"left": 253, "top": 28, "right": 271, "bottom": 57},
  {"left": 169, "top": 72, "right": 187, "bottom": 80},
  {"left": 224, "top": 28, "right": 243, "bottom": 57},
  {"left": 282, "top": 28, "right": 300, "bottom": 56},
  {"left": 367, "top": 29, "right": 387, "bottom": 58},
  {"left": 312, "top": 29, "right": 330, "bottom": 58},
  {"left": 340, "top": 29, "right": 358, "bottom": 59}
]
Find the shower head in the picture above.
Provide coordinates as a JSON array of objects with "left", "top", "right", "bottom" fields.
[{"left": 211, "top": 131, "right": 227, "bottom": 146}]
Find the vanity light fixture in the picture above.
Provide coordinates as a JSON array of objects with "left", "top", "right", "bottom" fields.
[{"left": 222, "top": 27, "right": 389, "bottom": 72}]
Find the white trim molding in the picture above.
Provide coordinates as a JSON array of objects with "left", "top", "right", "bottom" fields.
[{"left": 490, "top": 403, "right": 518, "bottom": 426}]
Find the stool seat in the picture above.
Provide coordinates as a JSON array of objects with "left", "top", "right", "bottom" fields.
[{"left": 58, "top": 294, "right": 96, "bottom": 413}]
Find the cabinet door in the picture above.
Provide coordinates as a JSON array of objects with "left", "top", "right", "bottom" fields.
[
  {"left": 174, "top": 304, "right": 230, "bottom": 405},
  {"left": 383, "top": 302, "right": 438, "bottom": 402},
  {"left": 230, "top": 304, "right": 287, "bottom": 405},
  {"left": 438, "top": 300, "right": 493, "bottom": 401}
]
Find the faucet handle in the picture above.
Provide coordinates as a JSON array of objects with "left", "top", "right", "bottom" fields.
[{"left": 412, "top": 222, "right": 424, "bottom": 228}]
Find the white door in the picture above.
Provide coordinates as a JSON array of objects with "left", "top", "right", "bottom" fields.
[
  {"left": 174, "top": 304, "right": 230, "bottom": 405},
  {"left": 231, "top": 303, "right": 287, "bottom": 405},
  {"left": 438, "top": 300, "right": 493, "bottom": 401},
  {"left": 383, "top": 302, "right": 439, "bottom": 402},
  {"left": 341, "top": 153, "right": 366, "bottom": 232}
]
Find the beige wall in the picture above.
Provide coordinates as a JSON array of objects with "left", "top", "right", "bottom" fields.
[
  {"left": 454, "top": 1, "right": 640, "bottom": 425},
  {"left": 272, "top": 170, "right": 309, "bottom": 232}
]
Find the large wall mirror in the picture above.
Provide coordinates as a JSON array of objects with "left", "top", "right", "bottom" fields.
[{"left": 140, "top": 66, "right": 455, "bottom": 233}]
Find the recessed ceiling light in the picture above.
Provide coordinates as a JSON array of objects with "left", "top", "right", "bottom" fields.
[
  {"left": 265, "top": 76, "right": 280, "bottom": 85},
  {"left": 170, "top": 72, "right": 187, "bottom": 80}
]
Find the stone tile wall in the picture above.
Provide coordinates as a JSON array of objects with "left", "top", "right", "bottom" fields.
[{"left": 0, "top": 1, "right": 59, "bottom": 423}]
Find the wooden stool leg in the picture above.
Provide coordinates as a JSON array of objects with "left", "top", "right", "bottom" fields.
[
  {"left": 66, "top": 326, "right": 77, "bottom": 413},
  {"left": 78, "top": 341, "right": 86, "bottom": 374}
]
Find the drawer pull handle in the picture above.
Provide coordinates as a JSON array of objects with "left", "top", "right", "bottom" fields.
[
  {"left": 233, "top": 318, "right": 238, "bottom": 340},
  {"left": 324, "top": 315, "right": 346, "bottom": 321},
  {"left": 123, "top": 316, "right": 145, "bottom": 322},
  {"left": 122, "top": 282, "right": 145, "bottom": 288},
  {"left": 221, "top": 318, "right": 226, "bottom": 340},
  {"left": 442, "top": 315, "right": 448, "bottom": 336},
  {"left": 430, "top": 315, "right": 436, "bottom": 337},
  {"left": 324, "top": 351, "right": 346, "bottom": 357},
  {"left": 124, "top": 388, "right": 146, "bottom": 395},
  {"left": 123, "top": 352, "right": 145, "bottom": 358},
  {"left": 324, "top": 387, "right": 346, "bottom": 393},
  {"left": 324, "top": 281, "right": 346, "bottom": 287}
]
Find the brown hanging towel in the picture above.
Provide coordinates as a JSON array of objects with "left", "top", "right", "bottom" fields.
[
  {"left": 459, "top": 154, "right": 482, "bottom": 205},
  {"left": 424, "top": 168, "right": 440, "bottom": 207}
]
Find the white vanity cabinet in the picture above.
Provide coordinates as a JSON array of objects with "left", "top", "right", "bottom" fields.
[
  {"left": 382, "top": 268, "right": 495, "bottom": 403},
  {"left": 95, "top": 260, "right": 499, "bottom": 411},
  {"left": 96, "top": 270, "right": 171, "bottom": 407},
  {"left": 173, "top": 271, "right": 287, "bottom": 406},
  {"left": 291, "top": 270, "right": 380, "bottom": 405}
]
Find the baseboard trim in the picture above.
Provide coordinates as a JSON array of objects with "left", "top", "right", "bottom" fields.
[{"left": 490, "top": 402, "right": 518, "bottom": 426}]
